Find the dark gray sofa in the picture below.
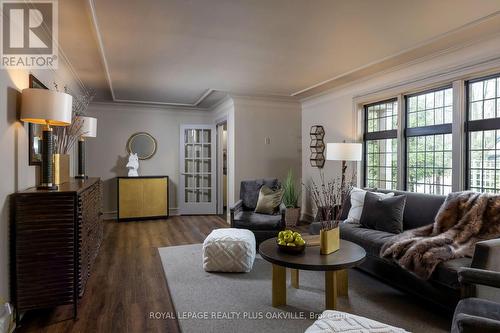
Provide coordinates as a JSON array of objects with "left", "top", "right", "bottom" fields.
[
  {"left": 230, "top": 179, "right": 285, "bottom": 245},
  {"left": 309, "top": 189, "right": 500, "bottom": 311}
]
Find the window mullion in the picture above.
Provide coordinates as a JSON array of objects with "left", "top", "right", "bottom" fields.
[
  {"left": 397, "top": 94, "right": 405, "bottom": 190},
  {"left": 452, "top": 80, "right": 465, "bottom": 192}
]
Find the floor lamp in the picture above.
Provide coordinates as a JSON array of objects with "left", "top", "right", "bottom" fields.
[
  {"left": 326, "top": 142, "right": 362, "bottom": 211},
  {"left": 21, "top": 88, "right": 73, "bottom": 190},
  {"left": 76, "top": 116, "right": 97, "bottom": 179}
]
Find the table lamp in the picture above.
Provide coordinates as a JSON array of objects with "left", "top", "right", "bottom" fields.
[
  {"left": 75, "top": 116, "right": 97, "bottom": 179},
  {"left": 21, "top": 88, "right": 73, "bottom": 190},
  {"left": 326, "top": 142, "right": 362, "bottom": 200}
]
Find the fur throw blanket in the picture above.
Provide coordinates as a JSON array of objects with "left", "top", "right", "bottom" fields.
[{"left": 380, "top": 191, "right": 500, "bottom": 280}]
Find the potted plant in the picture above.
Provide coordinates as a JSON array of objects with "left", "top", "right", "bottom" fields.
[
  {"left": 304, "top": 172, "right": 353, "bottom": 254},
  {"left": 282, "top": 170, "right": 300, "bottom": 227}
]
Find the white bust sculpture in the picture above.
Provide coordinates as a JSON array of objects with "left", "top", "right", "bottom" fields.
[{"left": 126, "top": 153, "right": 139, "bottom": 177}]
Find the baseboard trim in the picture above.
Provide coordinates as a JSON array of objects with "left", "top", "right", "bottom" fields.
[{"left": 102, "top": 207, "right": 180, "bottom": 221}]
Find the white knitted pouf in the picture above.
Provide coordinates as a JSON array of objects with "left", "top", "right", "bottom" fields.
[
  {"left": 203, "top": 228, "right": 256, "bottom": 272},
  {"left": 305, "top": 310, "right": 409, "bottom": 333}
]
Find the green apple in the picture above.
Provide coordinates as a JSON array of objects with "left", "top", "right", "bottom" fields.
[
  {"left": 286, "top": 242, "right": 296, "bottom": 247},
  {"left": 292, "top": 232, "right": 301, "bottom": 239},
  {"left": 283, "top": 234, "right": 293, "bottom": 243},
  {"left": 278, "top": 231, "right": 285, "bottom": 240},
  {"left": 278, "top": 240, "right": 286, "bottom": 246},
  {"left": 295, "top": 237, "right": 305, "bottom": 246}
]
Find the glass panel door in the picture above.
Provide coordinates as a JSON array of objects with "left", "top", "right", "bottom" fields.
[{"left": 179, "top": 125, "right": 216, "bottom": 214}]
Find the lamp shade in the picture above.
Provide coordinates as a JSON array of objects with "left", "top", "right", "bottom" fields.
[
  {"left": 79, "top": 116, "right": 97, "bottom": 138},
  {"left": 20, "top": 88, "right": 73, "bottom": 126},
  {"left": 326, "top": 143, "right": 362, "bottom": 161}
]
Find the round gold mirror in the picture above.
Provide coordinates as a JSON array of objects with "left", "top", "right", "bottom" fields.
[{"left": 127, "top": 132, "right": 157, "bottom": 160}]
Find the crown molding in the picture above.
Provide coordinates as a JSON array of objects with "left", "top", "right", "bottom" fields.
[
  {"left": 295, "top": 11, "right": 500, "bottom": 101},
  {"left": 87, "top": 0, "right": 219, "bottom": 108},
  {"left": 86, "top": 1, "right": 500, "bottom": 108},
  {"left": 230, "top": 93, "right": 300, "bottom": 106},
  {"left": 89, "top": 101, "right": 209, "bottom": 113}
]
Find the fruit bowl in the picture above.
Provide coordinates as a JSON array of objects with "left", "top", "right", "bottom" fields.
[
  {"left": 276, "top": 230, "right": 306, "bottom": 254},
  {"left": 277, "top": 242, "right": 306, "bottom": 254}
]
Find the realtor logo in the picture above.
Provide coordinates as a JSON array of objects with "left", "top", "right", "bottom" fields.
[{"left": 1, "top": 0, "right": 58, "bottom": 69}]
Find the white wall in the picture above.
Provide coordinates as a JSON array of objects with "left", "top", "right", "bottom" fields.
[
  {"left": 232, "top": 96, "right": 302, "bottom": 202},
  {"left": 85, "top": 103, "right": 214, "bottom": 215},
  {"left": 0, "top": 65, "right": 84, "bottom": 303},
  {"left": 301, "top": 34, "right": 500, "bottom": 219}
]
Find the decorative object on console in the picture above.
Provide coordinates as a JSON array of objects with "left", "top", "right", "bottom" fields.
[
  {"left": 282, "top": 170, "right": 301, "bottom": 227},
  {"left": 127, "top": 132, "right": 157, "bottom": 160},
  {"left": 126, "top": 153, "right": 139, "bottom": 176},
  {"left": 54, "top": 153, "right": 70, "bottom": 185},
  {"left": 304, "top": 172, "right": 354, "bottom": 254},
  {"left": 20, "top": 88, "right": 73, "bottom": 190},
  {"left": 76, "top": 116, "right": 97, "bottom": 179},
  {"left": 117, "top": 176, "right": 169, "bottom": 221},
  {"left": 309, "top": 125, "right": 325, "bottom": 168}
]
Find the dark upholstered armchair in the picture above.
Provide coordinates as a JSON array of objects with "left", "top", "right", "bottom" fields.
[
  {"left": 452, "top": 267, "right": 500, "bottom": 333},
  {"left": 230, "top": 179, "right": 285, "bottom": 245}
]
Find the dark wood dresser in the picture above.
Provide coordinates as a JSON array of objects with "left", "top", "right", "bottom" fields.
[{"left": 11, "top": 178, "right": 103, "bottom": 323}]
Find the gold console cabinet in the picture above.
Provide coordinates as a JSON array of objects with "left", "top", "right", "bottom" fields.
[{"left": 117, "top": 176, "right": 169, "bottom": 221}]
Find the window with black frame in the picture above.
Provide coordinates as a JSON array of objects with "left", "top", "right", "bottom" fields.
[
  {"left": 364, "top": 99, "right": 398, "bottom": 190},
  {"left": 405, "top": 87, "right": 453, "bottom": 195},
  {"left": 466, "top": 74, "right": 500, "bottom": 193}
]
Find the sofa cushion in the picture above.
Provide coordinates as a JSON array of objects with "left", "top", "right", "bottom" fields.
[
  {"left": 346, "top": 188, "right": 394, "bottom": 224},
  {"left": 254, "top": 185, "right": 283, "bottom": 214},
  {"left": 240, "top": 179, "right": 280, "bottom": 210},
  {"left": 432, "top": 257, "right": 472, "bottom": 288},
  {"left": 377, "top": 189, "right": 445, "bottom": 230},
  {"left": 340, "top": 223, "right": 395, "bottom": 256},
  {"left": 360, "top": 192, "right": 406, "bottom": 234},
  {"left": 233, "top": 211, "right": 282, "bottom": 230}
]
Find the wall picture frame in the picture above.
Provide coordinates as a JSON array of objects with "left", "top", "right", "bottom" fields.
[{"left": 28, "top": 74, "right": 48, "bottom": 166}]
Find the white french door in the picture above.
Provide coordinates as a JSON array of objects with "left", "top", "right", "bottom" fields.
[{"left": 179, "top": 125, "right": 216, "bottom": 214}]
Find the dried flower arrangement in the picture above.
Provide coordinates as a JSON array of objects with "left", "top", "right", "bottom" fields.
[
  {"left": 304, "top": 171, "right": 355, "bottom": 230},
  {"left": 52, "top": 83, "right": 95, "bottom": 154}
]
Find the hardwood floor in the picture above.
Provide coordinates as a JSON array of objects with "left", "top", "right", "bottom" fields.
[{"left": 18, "top": 216, "right": 228, "bottom": 333}]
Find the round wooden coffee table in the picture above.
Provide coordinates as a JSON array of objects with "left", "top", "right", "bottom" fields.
[{"left": 259, "top": 238, "right": 366, "bottom": 310}]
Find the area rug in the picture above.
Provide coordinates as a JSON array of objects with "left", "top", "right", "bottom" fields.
[{"left": 159, "top": 244, "right": 450, "bottom": 333}]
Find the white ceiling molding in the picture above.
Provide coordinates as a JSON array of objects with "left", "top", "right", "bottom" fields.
[
  {"left": 113, "top": 88, "right": 216, "bottom": 107},
  {"left": 85, "top": 1, "right": 500, "bottom": 108},
  {"left": 295, "top": 10, "right": 500, "bottom": 100},
  {"left": 88, "top": 0, "right": 115, "bottom": 101},
  {"left": 88, "top": 0, "right": 220, "bottom": 108}
]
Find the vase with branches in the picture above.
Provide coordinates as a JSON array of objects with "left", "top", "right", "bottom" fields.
[
  {"left": 304, "top": 171, "right": 354, "bottom": 254},
  {"left": 304, "top": 171, "right": 354, "bottom": 231}
]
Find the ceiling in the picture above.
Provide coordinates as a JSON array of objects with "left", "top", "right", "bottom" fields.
[{"left": 59, "top": 0, "right": 500, "bottom": 108}]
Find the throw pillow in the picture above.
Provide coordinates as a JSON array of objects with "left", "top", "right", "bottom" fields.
[
  {"left": 345, "top": 187, "right": 394, "bottom": 224},
  {"left": 359, "top": 192, "right": 407, "bottom": 234},
  {"left": 254, "top": 185, "right": 284, "bottom": 214}
]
